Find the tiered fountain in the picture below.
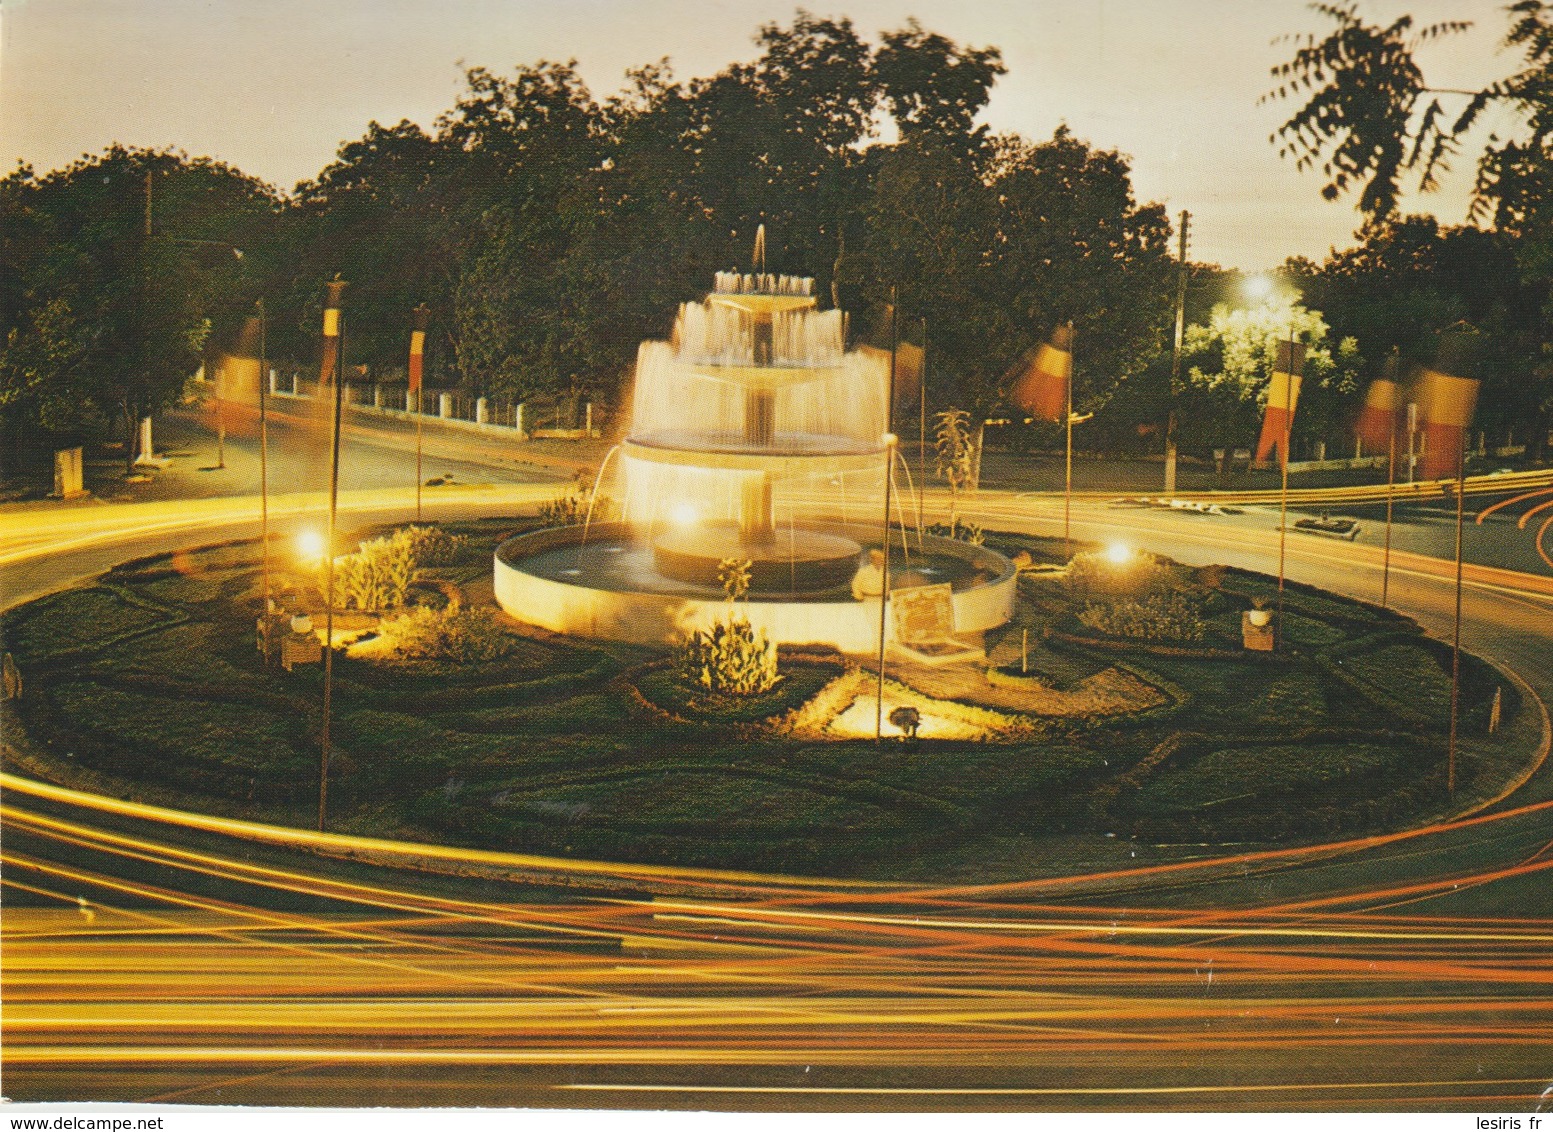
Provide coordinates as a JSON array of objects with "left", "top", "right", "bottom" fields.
[{"left": 494, "top": 257, "right": 1015, "bottom": 652}]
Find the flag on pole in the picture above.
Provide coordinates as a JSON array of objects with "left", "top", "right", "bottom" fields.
[
  {"left": 218, "top": 316, "right": 264, "bottom": 401},
  {"left": 1009, "top": 324, "right": 1073, "bottom": 423},
  {"left": 409, "top": 304, "right": 429, "bottom": 395},
  {"left": 1415, "top": 368, "right": 1479, "bottom": 479},
  {"left": 319, "top": 278, "right": 347, "bottom": 385},
  {"left": 1355, "top": 376, "right": 1402, "bottom": 454},
  {"left": 1255, "top": 340, "right": 1305, "bottom": 464},
  {"left": 894, "top": 341, "right": 923, "bottom": 407}
]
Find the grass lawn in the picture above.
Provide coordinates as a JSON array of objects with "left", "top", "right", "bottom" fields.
[{"left": 0, "top": 521, "right": 1524, "bottom": 880}]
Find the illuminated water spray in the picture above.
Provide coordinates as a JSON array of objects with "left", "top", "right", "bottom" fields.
[{"left": 622, "top": 259, "right": 891, "bottom": 590}]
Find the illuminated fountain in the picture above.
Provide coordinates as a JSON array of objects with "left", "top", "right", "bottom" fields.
[
  {"left": 495, "top": 257, "right": 1016, "bottom": 652},
  {"left": 625, "top": 269, "right": 887, "bottom": 590}
]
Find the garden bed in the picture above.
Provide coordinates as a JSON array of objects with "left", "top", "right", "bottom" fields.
[{"left": 0, "top": 524, "right": 1531, "bottom": 880}]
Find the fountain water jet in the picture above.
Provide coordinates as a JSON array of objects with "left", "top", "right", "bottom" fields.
[
  {"left": 625, "top": 270, "right": 888, "bottom": 590},
  {"left": 494, "top": 263, "right": 1017, "bottom": 652}
]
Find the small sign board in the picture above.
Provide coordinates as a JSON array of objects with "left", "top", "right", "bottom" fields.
[
  {"left": 890, "top": 583, "right": 983, "bottom": 665},
  {"left": 892, "top": 582, "right": 956, "bottom": 644}
]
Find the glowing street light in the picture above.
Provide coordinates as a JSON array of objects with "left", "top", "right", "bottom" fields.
[
  {"left": 296, "top": 529, "right": 326, "bottom": 566},
  {"left": 1242, "top": 273, "right": 1276, "bottom": 303}
]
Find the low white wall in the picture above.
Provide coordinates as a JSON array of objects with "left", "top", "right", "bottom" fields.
[{"left": 493, "top": 524, "right": 1016, "bottom": 654}]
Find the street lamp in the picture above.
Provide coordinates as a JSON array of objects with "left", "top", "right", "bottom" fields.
[
  {"left": 1164, "top": 241, "right": 1288, "bottom": 495},
  {"left": 1242, "top": 273, "right": 1275, "bottom": 303}
]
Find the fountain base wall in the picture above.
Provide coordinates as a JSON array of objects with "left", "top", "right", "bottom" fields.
[{"left": 494, "top": 522, "right": 1017, "bottom": 654}]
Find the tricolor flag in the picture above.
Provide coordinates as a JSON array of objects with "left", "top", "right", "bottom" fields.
[
  {"left": 218, "top": 316, "right": 263, "bottom": 401},
  {"left": 1255, "top": 340, "right": 1305, "bottom": 465},
  {"left": 894, "top": 341, "right": 924, "bottom": 407},
  {"left": 409, "top": 304, "right": 429, "bottom": 396},
  {"left": 1355, "top": 367, "right": 1403, "bottom": 455},
  {"left": 318, "top": 278, "right": 347, "bottom": 385},
  {"left": 1009, "top": 324, "right": 1073, "bottom": 423},
  {"left": 1415, "top": 368, "right": 1479, "bottom": 479}
]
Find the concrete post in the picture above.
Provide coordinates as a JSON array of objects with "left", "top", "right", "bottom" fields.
[
  {"left": 476, "top": 397, "right": 489, "bottom": 425},
  {"left": 406, "top": 389, "right": 416, "bottom": 413},
  {"left": 585, "top": 401, "right": 593, "bottom": 436},
  {"left": 269, "top": 368, "right": 280, "bottom": 396},
  {"left": 1314, "top": 440, "right": 1326, "bottom": 462},
  {"left": 373, "top": 385, "right": 384, "bottom": 409},
  {"left": 52, "top": 447, "right": 85, "bottom": 498},
  {"left": 439, "top": 392, "right": 452, "bottom": 419},
  {"left": 291, "top": 373, "right": 300, "bottom": 396},
  {"left": 515, "top": 403, "right": 525, "bottom": 437}
]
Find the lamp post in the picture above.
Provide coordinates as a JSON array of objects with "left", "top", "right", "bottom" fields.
[
  {"left": 319, "top": 277, "right": 348, "bottom": 833},
  {"left": 1164, "top": 210, "right": 1189, "bottom": 497},
  {"left": 876, "top": 289, "right": 899, "bottom": 746}
]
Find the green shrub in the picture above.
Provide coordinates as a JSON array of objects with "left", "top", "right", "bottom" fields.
[
  {"left": 638, "top": 662, "right": 833, "bottom": 724},
  {"left": 1064, "top": 550, "right": 1181, "bottom": 599},
  {"left": 377, "top": 606, "right": 517, "bottom": 662},
  {"left": 399, "top": 524, "right": 469, "bottom": 567},
  {"left": 679, "top": 618, "right": 780, "bottom": 696},
  {"left": 1077, "top": 592, "right": 1206, "bottom": 643},
  {"left": 329, "top": 532, "right": 416, "bottom": 611},
  {"left": 537, "top": 488, "right": 616, "bottom": 527},
  {"left": 676, "top": 558, "right": 779, "bottom": 696},
  {"left": 327, "top": 526, "right": 473, "bottom": 611}
]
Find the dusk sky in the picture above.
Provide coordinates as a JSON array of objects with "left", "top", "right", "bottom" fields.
[{"left": 0, "top": 0, "right": 1523, "bottom": 269}]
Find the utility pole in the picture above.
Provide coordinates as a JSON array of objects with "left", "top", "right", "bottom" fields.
[{"left": 1164, "top": 210, "right": 1190, "bottom": 498}]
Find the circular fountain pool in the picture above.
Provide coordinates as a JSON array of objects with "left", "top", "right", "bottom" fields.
[{"left": 495, "top": 521, "right": 1017, "bottom": 653}]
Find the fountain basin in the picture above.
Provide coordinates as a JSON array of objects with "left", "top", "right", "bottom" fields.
[
  {"left": 624, "top": 436, "right": 885, "bottom": 472},
  {"left": 494, "top": 521, "right": 1017, "bottom": 653},
  {"left": 653, "top": 523, "right": 861, "bottom": 590}
]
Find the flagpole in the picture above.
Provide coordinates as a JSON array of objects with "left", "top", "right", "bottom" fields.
[
  {"left": 1448, "top": 428, "right": 1465, "bottom": 796},
  {"left": 257, "top": 300, "right": 270, "bottom": 617},
  {"left": 1064, "top": 321, "right": 1075, "bottom": 558},
  {"left": 319, "top": 278, "right": 346, "bottom": 834},
  {"left": 876, "top": 289, "right": 898, "bottom": 746},
  {"left": 1382, "top": 405, "right": 1396, "bottom": 608},
  {"left": 918, "top": 317, "right": 928, "bottom": 541},
  {"left": 412, "top": 304, "right": 429, "bottom": 523},
  {"left": 1276, "top": 332, "right": 1292, "bottom": 653}
]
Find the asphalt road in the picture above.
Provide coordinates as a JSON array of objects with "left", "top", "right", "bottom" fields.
[{"left": 3, "top": 421, "right": 1551, "bottom": 1111}]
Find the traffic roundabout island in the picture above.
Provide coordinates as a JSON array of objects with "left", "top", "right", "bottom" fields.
[{"left": 0, "top": 517, "right": 1538, "bottom": 881}]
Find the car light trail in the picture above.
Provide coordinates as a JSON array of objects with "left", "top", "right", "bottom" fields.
[{"left": 4, "top": 486, "right": 1552, "bottom": 1109}]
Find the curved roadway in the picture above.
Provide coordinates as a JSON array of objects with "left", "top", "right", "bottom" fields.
[{"left": 3, "top": 485, "right": 1551, "bottom": 1111}]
